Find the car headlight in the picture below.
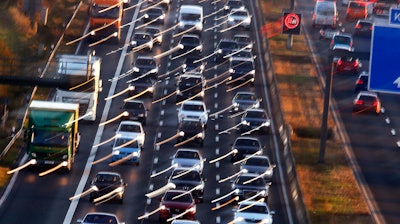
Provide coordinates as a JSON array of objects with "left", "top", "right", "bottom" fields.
[
  {"left": 130, "top": 40, "right": 137, "bottom": 46},
  {"left": 132, "top": 151, "right": 139, "bottom": 157},
  {"left": 62, "top": 154, "right": 68, "bottom": 160},
  {"left": 228, "top": 17, "right": 234, "bottom": 22},
  {"left": 196, "top": 23, "right": 203, "bottom": 31},
  {"left": 113, "top": 150, "right": 120, "bottom": 155},
  {"left": 133, "top": 67, "right": 139, "bottom": 72},
  {"left": 159, "top": 14, "right": 165, "bottom": 20},
  {"left": 31, "top": 152, "right": 37, "bottom": 158},
  {"left": 262, "top": 120, "right": 271, "bottom": 127},
  {"left": 138, "top": 113, "right": 144, "bottom": 117},
  {"left": 177, "top": 89, "right": 182, "bottom": 95},
  {"left": 244, "top": 17, "right": 251, "bottom": 23},
  {"left": 265, "top": 169, "right": 272, "bottom": 176},
  {"left": 262, "top": 217, "right": 273, "bottom": 224},
  {"left": 254, "top": 101, "right": 260, "bottom": 108}
]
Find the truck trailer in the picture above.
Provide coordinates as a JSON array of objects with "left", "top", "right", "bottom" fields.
[
  {"left": 53, "top": 54, "right": 102, "bottom": 121},
  {"left": 25, "top": 100, "right": 80, "bottom": 172}
]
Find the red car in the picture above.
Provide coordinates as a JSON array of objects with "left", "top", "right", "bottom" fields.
[
  {"left": 352, "top": 91, "right": 381, "bottom": 115},
  {"left": 335, "top": 56, "right": 361, "bottom": 74},
  {"left": 159, "top": 190, "right": 196, "bottom": 222}
]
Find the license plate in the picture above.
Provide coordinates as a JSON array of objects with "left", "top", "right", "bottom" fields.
[{"left": 44, "top": 160, "right": 55, "bottom": 164}]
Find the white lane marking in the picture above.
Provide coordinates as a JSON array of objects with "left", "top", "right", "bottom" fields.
[
  {"left": 215, "top": 124, "right": 219, "bottom": 131},
  {"left": 216, "top": 161, "right": 220, "bottom": 168},
  {"left": 63, "top": 2, "right": 143, "bottom": 223},
  {"left": 216, "top": 148, "right": 219, "bottom": 155},
  {"left": 154, "top": 157, "right": 158, "bottom": 164},
  {"left": 214, "top": 92, "right": 218, "bottom": 98},
  {"left": 149, "top": 183, "right": 154, "bottom": 191},
  {"left": 157, "top": 132, "right": 162, "bottom": 138},
  {"left": 214, "top": 102, "right": 218, "bottom": 109},
  {"left": 216, "top": 174, "right": 220, "bottom": 181},
  {"left": 146, "top": 198, "right": 151, "bottom": 205},
  {"left": 160, "top": 120, "right": 163, "bottom": 126},
  {"left": 216, "top": 216, "right": 221, "bottom": 224},
  {"left": 215, "top": 134, "right": 219, "bottom": 142},
  {"left": 216, "top": 188, "right": 220, "bottom": 195},
  {"left": 161, "top": 109, "right": 164, "bottom": 116}
]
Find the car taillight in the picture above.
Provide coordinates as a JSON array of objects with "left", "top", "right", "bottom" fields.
[
  {"left": 355, "top": 24, "right": 361, "bottom": 29},
  {"left": 356, "top": 100, "right": 364, "bottom": 105},
  {"left": 353, "top": 60, "right": 359, "bottom": 67},
  {"left": 373, "top": 101, "right": 378, "bottom": 106},
  {"left": 337, "top": 60, "right": 342, "bottom": 65},
  {"left": 356, "top": 79, "right": 364, "bottom": 84}
]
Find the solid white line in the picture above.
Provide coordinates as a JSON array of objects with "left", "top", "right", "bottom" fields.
[
  {"left": 62, "top": 2, "right": 143, "bottom": 224},
  {"left": 250, "top": 0, "right": 294, "bottom": 223}
]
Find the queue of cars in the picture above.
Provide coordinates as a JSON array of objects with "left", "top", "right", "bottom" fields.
[
  {"left": 314, "top": 0, "right": 384, "bottom": 116},
  {"left": 77, "top": 0, "right": 277, "bottom": 223}
]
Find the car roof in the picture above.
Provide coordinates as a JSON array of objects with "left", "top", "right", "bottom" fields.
[
  {"left": 235, "top": 91, "right": 256, "bottom": 96},
  {"left": 136, "top": 55, "right": 155, "bottom": 60},
  {"left": 358, "top": 91, "right": 378, "bottom": 97},
  {"left": 333, "top": 33, "right": 352, "bottom": 38},
  {"left": 238, "top": 200, "right": 268, "bottom": 207},
  {"left": 175, "top": 148, "right": 201, "bottom": 153},
  {"left": 118, "top": 120, "right": 143, "bottom": 126},
  {"left": 235, "top": 136, "right": 260, "bottom": 141},
  {"left": 181, "top": 100, "right": 205, "bottom": 106},
  {"left": 246, "top": 108, "right": 266, "bottom": 113},
  {"left": 96, "top": 171, "right": 121, "bottom": 176},
  {"left": 134, "top": 31, "right": 151, "bottom": 36},
  {"left": 181, "top": 34, "right": 200, "bottom": 39},
  {"left": 125, "top": 99, "right": 145, "bottom": 104}
]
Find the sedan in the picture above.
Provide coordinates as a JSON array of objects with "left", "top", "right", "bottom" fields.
[
  {"left": 335, "top": 56, "right": 361, "bottom": 74},
  {"left": 129, "top": 32, "right": 153, "bottom": 52},
  {"left": 215, "top": 39, "right": 239, "bottom": 62},
  {"left": 111, "top": 134, "right": 141, "bottom": 165},
  {"left": 330, "top": 33, "right": 354, "bottom": 52},
  {"left": 88, "top": 172, "right": 126, "bottom": 204},
  {"left": 354, "top": 19, "right": 373, "bottom": 36},
  {"left": 159, "top": 190, "right": 197, "bottom": 222},
  {"left": 231, "top": 173, "right": 271, "bottom": 202},
  {"left": 115, "top": 120, "right": 145, "bottom": 146},
  {"left": 240, "top": 155, "right": 276, "bottom": 180},
  {"left": 176, "top": 118, "right": 206, "bottom": 147},
  {"left": 77, "top": 212, "right": 125, "bottom": 224},
  {"left": 241, "top": 108, "right": 271, "bottom": 134},
  {"left": 352, "top": 91, "right": 381, "bottom": 115},
  {"left": 177, "top": 100, "right": 209, "bottom": 126},
  {"left": 120, "top": 99, "right": 148, "bottom": 125},
  {"left": 145, "top": 26, "right": 162, "bottom": 45},
  {"left": 233, "top": 200, "right": 274, "bottom": 224},
  {"left": 234, "top": 33, "right": 253, "bottom": 49},
  {"left": 144, "top": 6, "right": 165, "bottom": 25},
  {"left": 231, "top": 136, "right": 263, "bottom": 162},
  {"left": 232, "top": 91, "right": 261, "bottom": 112},
  {"left": 167, "top": 168, "right": 205, "bottom": 202},
  {"left": 227, "top": 8, "right": 251, "bottom": 29},
  {"left": 171, "top": 148, "right": 205, "bottom": 172},
  {"left": 132, "top": 56, "right": 159, "bottom": 80}
]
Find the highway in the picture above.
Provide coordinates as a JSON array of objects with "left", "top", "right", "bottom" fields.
[
  {"left": 297, "top": 0, "right": 400, "bottom": 223},
  {"left": 0, "top": 0, "right": 298, "bottom": 223}
]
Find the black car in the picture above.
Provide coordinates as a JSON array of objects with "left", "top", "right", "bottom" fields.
[
  {"left": 354, "top": 71, "right": 369, "bottom": 93},
  {"left": 231, "top": 136, "right": 263, "bottom": 162},
  {"left": 167, "top": 168, "right": 205, "bottom": 203},
  {"left": 354, "top": 19, "right": 373, "bottom": 36},
  {"left": 177, "top": 34, "right": 202, "bottom": 56},
  {"left": 129, "top": 32, "right": 153, "bottom": 52},
  {"left": 215, "top": 39, "right": 239, "bottom": 62},
  {"left": 132, "top": 56, "right": 159, "bottom": 80},
  {"left": 176, "top": 73, "right": 205, "bottom": 103},
  {"left": 241, "top": 108, "right": 271, "bottom": 134},
  {"left": 228, "top": 58, "right": 255, "bottom": 84},
  {"left": 144, "top": 6, "right": 165, "bottom": 25},
  {"left": 177, "top": 118, "right": 205, "bottom": 146},
  {"left": 234, "top": 33, "right": 253, "bottom": 49},
  {"left": 231, "top": 173, "right": 271, "bottom": 202},
  {"left": 89, "top": 171, "right": 127, "bottom": 204},
  {"left": 145, "top": 26, "right": 163, "bottom": 45},
  {"left": 183, "top": 55, "right": 205, "bottom": 74},
  {"left": 128, "top": 76, "right": 156, "bottom": 98},
  {"left": 121, "top": 100, "right": 148, "bottom": 125}
]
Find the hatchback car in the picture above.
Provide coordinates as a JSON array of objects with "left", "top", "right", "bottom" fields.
[
  {"left": 171, "top": 148, "right": 205, "bottom": 172},
  {"left": 240, "top": 155, "right": 276, "bottom": 180},
  {"left": 352, "top": 91, "right": 381, "bottom": 115},
  {"left": 241, "top": 108, "right": 271, "bottom": 134},
  {"left": 88, "top": 172, "right": 126, "bottom": 203},
  {"left": 129, "top": 32, "right": 153, "bottom": 52},
  {"left": 159, "top": 190, "right": 196, "bottom": 222},
  {"left": 77, "top": 212, "right": 125, "bottom": 224},
  {"left": 231, "top": 136, "right": 263, "bottom": 162},
  {"left": 227, "top": 8, "right": 251, "bottom": 29},
  {"left": 183, "top": 55, "right": 205, "bottom": 74},
  {"left": 143, "top": 6, "right": 165, "bottom": 25},
  {"left": 233, "top": 201, "right": 274, "bottom": 224},
  {"left": 145, "top": 26, "right": 163, "bottom": 45},
  {"left": 354, "top": 19, "right": 373, "bottom": 36},
  {"left": 335, "top": 56, "right": 361, "bottom": 74},
  {"left": 330, "top": 33, "right": 354, "bottom": 52},
  {"left": 167, "top": 168, "right": 205, "bottom": 202},
  {"left": 120, "top": 100, "right": 148, "bottom": 125},
  {"left": 132, "top": 56, "right": 159, "bottom": 80},
  {"left": 215, "top": 39, "right": 239, "bottom": 62},
  {"left": 231, "top": 91, "right": 261, "bottom": 112},
  {"left": 128, "top": 76, "right": 156, "bottom": 98},
  {"left": 178, "top": 100, "right": 208, "bottom": 125},
  {"left": 231, "top": 173, "right": 271, "bottom": 202},
  {"left": 228, "top": 58, "right": 255, "bottom": 84},
  {"left": 111, "top": 133, "right": 141, "bottom": 165},
  {"left": 346, "top": 1, "right": 368, "bottom": 21},
  {"left": 177, "top": 34, "right": 202, "bottom": 56},
  {"left": 176, "top": 118, "right": 206, "bottom": 146},
  {"left": 354, "top": 71, "right": 369, "bottom": 93},
  {"left": 115, "top": 120, "right": 145, "bottom": 146}
]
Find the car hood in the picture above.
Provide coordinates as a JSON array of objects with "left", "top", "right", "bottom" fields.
[
  {"left": 332, "top": 44, "right": 352, "bottom": 51},
  {"left": 241, "top": 165, "right": 268, "bottom": 174}
]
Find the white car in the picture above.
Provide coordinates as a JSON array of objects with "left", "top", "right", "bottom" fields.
[
  {"left": 171, "top": 148, "right": 205, "bottom": 172},
  {"left": 233, "top": 200, "right": 274, "bottom": 224},
  {"left": 116, "top": 121, "right": 145, "bottom": 147},
  {"left": 228, "top": 8, "right": 251, "bottom": 29},
  {"left": 177, "top": 100, "right": 208, "bottom": 125}
]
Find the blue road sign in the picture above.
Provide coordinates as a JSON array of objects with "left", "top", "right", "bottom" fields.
[
  {"left": 390, "top": 8, "right": 400, "bottom": 25},
  {"left": 369, "top": 25, "right": 400, "bottom": 94}
]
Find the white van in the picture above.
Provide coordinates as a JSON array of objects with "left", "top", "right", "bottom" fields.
[
  {"left": 312, "top": 1, "right": 338, "bottom": 28},
  {"left": 178, "top": 5, "right": 204, "bottom": 34}
]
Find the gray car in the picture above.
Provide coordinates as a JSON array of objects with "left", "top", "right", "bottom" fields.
[
  {"left": 171, "top": 148, "right": 205, "bottom": 172},
  {"left": 240, "top": 155, "right": 276, "bottom": 180}
]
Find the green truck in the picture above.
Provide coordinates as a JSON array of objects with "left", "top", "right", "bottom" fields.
[{"left": 24, "top": 100, "right": 80, "bottom": 172}]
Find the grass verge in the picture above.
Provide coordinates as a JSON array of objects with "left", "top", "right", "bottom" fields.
[{"left": 260, "top": 0, "right": 373, "bottom": 223}]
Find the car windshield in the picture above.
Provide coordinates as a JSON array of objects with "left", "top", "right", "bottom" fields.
[
  {"left": 245, "top": 157, "right": 269, "bottom": 166},
  {"left": 83, "top": 214, "right": 118, "bottom": 224},
  {"left": 180, "top": 120, "right": 203, "bottom": 130},
  {"left": 114, "top": 137, "right": 139, "bottom": 148},
  {"left": 148, "top": 8, "right": 162, "bottom": 14},
  {"left": 136, "top": 58, "right": 155, "bottom": 66},
  {"left": 219, "top": 41, "right": 238, "bottom": 49},
  {"left": 235, "top": 36, "right": 250, "bottom": 43},
  {"left": 181, "top": 36, "right": 200, "bottom": 45},
  {"left": 181, "top": 13, "right": 201, "bottom": 21},
  {"left": 334, "top": 36, "right": 351, "bottom": 45},
  {"left": 228, "top": 0, "right": 243, "bottom": 8},
  {"left": 124, "top": 102, "right": 144, "bottom": 110},
  {"left": 180, "top": 77, "right": 201, "bottom": 86},
  {"left": 118, "top": 124, "right": 141, "bottom": 133},
  {"left": 164, "top": 191, "right": 193, "bottom": 203},
  {"left": 182, "top": 104, "right": 204, "bottom": 112},
  {"left": 232, "top": 11, "right": 248, "bottom": 17},
  {"left": 349, "top": 2, "right": 365, "bottom": 9},
  {"left": 359, "top": 95, "right": 377, "bottom": 103},
  {"left": 238, "top": 204, "right": 268, "bottom": 214},
  {"left": 236, "top": 175, "right": 266, "bottom": 186},
  {"left": 146, "top": 27, "right": 160, "bottom": 35},
  {"left": 246, "top": 110, "right": 267, "bottom": 118},
  {"left": 172, "top": 170, "right": 201, "bottom": 181},
  {"left": 236, "top": 93, "right": 256, "bottom": 101},
  {"left": 90, "top": 6, "right": 120, "bottom": 19},
  {"left": 94, "top": 174, "right": 120, "bottom": 184},
  {"left": 176, "top": 151, "right": 200, "bottom": 159},
  {"left": 317, "top": 5, "right": 335, "bottom": 15},
  {"left": 235, "top": 138, "right": 260, "bottom": 147},
  {"left": 232, "top": 61, "right": 254, "bottom": 69},
  {"left": 31, "top": 130, "right": 70, "bottom": 147}
]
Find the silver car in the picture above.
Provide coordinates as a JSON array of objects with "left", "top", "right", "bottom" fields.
[{"left": 171, "top": 148, "right": 205, "bottom": 172}]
